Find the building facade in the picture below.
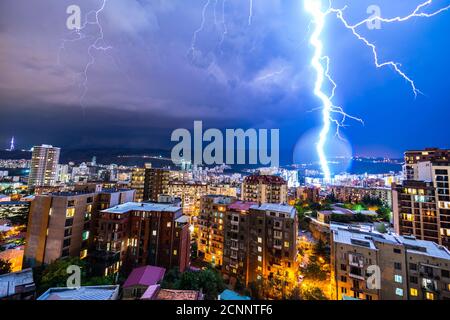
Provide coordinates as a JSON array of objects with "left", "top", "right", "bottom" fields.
[
  {"left": 330, "top": 223, "right": 450, "bottom": 300},
  {"left": 130, "top": 168, "right": 145, "bottom": 202},
  {"left": 28, "top": 145, "right": 60, "bottom": 189},
  {"left": 143, "top": 168, "right": 171, "bottom": 202},
  {"left": 393, "top": 156, "right": 450, "bottom": 249},
  {"left": 241, "top": 175, "right": 288, "bottom": 204},
  {"left": 24, "top": 188, "right": 134, "bottom": 267},
  {"left": 93, "top": 202, "right": 190, "bottom": 276},
  {"left": 197, "top": 195, "right": 235, "bottom": 266}
]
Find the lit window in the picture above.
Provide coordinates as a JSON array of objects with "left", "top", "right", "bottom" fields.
[
  {"left": 82, "top": 230, "right": 90, "bottom": 241},
  {"left": 410, "top": 288, "right": 418, "bottom": 297},
  {"left": 257, "top": 237, "right": 262, "bottom": 243},
  {"left": 394, "top": 275, "right": 402, "bottom": 283},
  {"left": 284, "top": 241, "right": 290, "bottom": 248},
  {"left": 395, "top": 288, "right": 403, "bottom": 296},
  {"left": 80, "top": 249, "right": 87, "bottom": 259},
  {"left": 258, "top": 246, "right": 262, "bottom": 252},
  {"left": 66, "top": 208, "right": 75, "bottom": 218},
  {"left": 425, "top": 292, "right": 434, "bottom": 300},
  {"left": 152, "top": 230, "right": 157, "bottom": 236},
  {"left": 167, "top": 222, "right": 171, "bottom": 228},
  {"left": 258, "top": 256, "right": 262, "bottom": 262},
  {"left": 173, "top": 250, "right": 177, "bottom": 255}
]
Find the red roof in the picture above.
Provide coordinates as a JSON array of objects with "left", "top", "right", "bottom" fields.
[
  {"left": 243, "top": 174, "right": 287, "bottom": 185},
  {"left": 123, "top": 266, "right": 166, "bottom": 288},
  {"left": 228, "top": 201, "right": 257, "bottom": 211}
]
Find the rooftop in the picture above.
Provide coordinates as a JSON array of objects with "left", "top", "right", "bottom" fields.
[
  {"left": 219, "top": 289, "right": 251, "bottom": 300},
  {"left": 244, "top": 174, "right": 287, "bottom": 185},
  {"left": 102, "top": 202, "right": 181, "bottom": 214},
  {"left": 123, "top": 266, "right": 166, "bottom": 288},
  {"left": 0, "top": 268, "right": 35, "bottom": 299},
  {"left": 331, "top": 223, "right": 450, "bottom": 260},
  {"left": 37, "top": 285, "right": 119, "bottom": 300},
  {"left": 141, "top": 285, "right": 202, "bottom": 300},
  {"left": 250, "top": 203, "right": 296, "bottom": 218},
  {"left": 228, "top": 201, "right": 258, "bottom": 211}
]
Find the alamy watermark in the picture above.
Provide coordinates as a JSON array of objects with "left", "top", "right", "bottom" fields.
[
  {"left": 66, "top": 265, "right": 81, "bottom": 289},
  {"left": 66, "top": 5, "right": 82, "bottom": 30},
  {"left": 367, "top": 5, "right": 382, "bottom": 30},
  {"left": 171, "top": 121, "right": 280, "bottom": 167}
]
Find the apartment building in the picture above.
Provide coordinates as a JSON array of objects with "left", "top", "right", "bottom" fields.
[
  {"left": 330, "top": 185, "right": 392, "bottom": 208},
  {"left": 143, "top": 168, "right": 171, "bottom": 202},
  {"left": 28, "top": 145, "right": 60, "bottom": 189},
  {"left": 241, "top": 175, "right": 288, "bottom": 204},
  {"left": 130, "top": 168, "right": 145, "bottom": 202},
  {"left": 404, "top": 148, "right": 449, "bottom": 180},
  {"left": 167, "top": 182, "right": 238, "bottom": 217},
  {"left": 246, "top": 204, "right": 298, "bottom": 290},
  {"left": 92, "top": 202, "right": 190, "bottom": 276},
  {"left": 393, "top": 159, "right": 450, "bottom": 249},
  {"left": 24, "top": 188, "right": 134, "bottom": 267},
  {"left": 330, "top": 223, "right": 450, "bottom": 300},
  {"left": 221, "top": 201, "right": 255, "bottom": 287},
  {"left": 197, "top": 195, "right": 235, "bottom": 266},
  {"left": 167, "top": 182, "right": 209, "bottom": 216}
]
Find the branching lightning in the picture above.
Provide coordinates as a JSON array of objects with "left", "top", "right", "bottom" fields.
[
  {"left": 304, "top": 0, "right": 450, "bottom": 181},
  {"left": 59, "top": 0, "right": 111, "bottom": 109}
]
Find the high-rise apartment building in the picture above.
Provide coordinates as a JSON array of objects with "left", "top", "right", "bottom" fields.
[
  {"left": 24, "top": 188, "right": 134, "bottom": 267},
  {"left": 221, "top": 202, "right": 298, "bottom": 296},
  {"left": 393, "top": 148, "right": 450, "bottom": 249},
  {"left": 92, "top": 202, "right": 190, "bottom": 276},
  {"left": 28, "top": 145, "right": 60, "bottom": 189},
  {"left": 330, "top": 223, "right": 450, "bottom": 300},
  {"left": 197, "top": 195, "right": 235, "bottom": 266},
  {"left": 241, "top": 175, "right": 288, "bottom": 204},
  {"left": 404, "top": 148, "right": 449, "bottom": 180},
  {"left": 143, "top": 168, "right": 171, "bottom": 202},
  {"left": 131, "top": 167, "right": 145, "bottom": 202},
  {"left": 245, "top": 204, "right": 298, "bottom": 291}
]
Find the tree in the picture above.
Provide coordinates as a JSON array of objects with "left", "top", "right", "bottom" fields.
[
  {"left": 0, "top": 258, "right": 12, "bottom": 275},
  {"left": 191, "top": 241, "right": 198, "bottom": 260},
  {"left": 300, "top": 285, "right": 328, "bottom": 300},
  {"left": 376, "top": 206, "right": 391, "bottom": 222},
  {"left": 161, "top": 267, "right": 225, "bottom": 300}
]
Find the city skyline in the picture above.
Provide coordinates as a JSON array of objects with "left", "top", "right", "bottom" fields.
[{"left": 1, "top": 0, "right": 449, "bottom": 160}]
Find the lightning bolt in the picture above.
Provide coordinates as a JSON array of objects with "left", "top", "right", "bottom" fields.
[
  {"left": 188, "top": 0, "right": 211, "bottom": 60},
  {"left": 58, "top": 0, "right": 111, "bottom": 109},
  {"left": 248, "top": 0, "right": 254, "bottom": 25},
  {"left": 304, "top": 0, "right": 450, "bottom": 181}
]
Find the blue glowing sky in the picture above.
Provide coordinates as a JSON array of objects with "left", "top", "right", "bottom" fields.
[{"left": 0, "top": 0, "right": 449, "bottom": 162}]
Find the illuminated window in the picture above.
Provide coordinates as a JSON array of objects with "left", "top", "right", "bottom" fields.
[
  {"left": 173, "top": 250, "right": 177, "bottom": 255},
  {"left": 152, "top": 230, "right": 157, "bottom": 236},
  {"left": 167, "top": 222, "right": 171, "bottom": 228},
  {"left": 425, "top": 292, "right": 434, "bottom": 300},
  {"left": 258, "top": 246, "right": 262, "bottom": 252},
  {"left": 82, "top": 231, "right": 90, "bottom": 241},
  {"left": 258, "top": 256, "right": 262, "bottom": 262},
  {"left": 394, "top": 275, "right": 402, "bottom": 283},
  {"left": 66, "top": 208, "right": 75, "bottom": 218},
  {"left": 410, "top": 288, "right": 418, "bottom": 297},
  {"left": 284, "top": 241, "right": 290, "bottom": 248},
  {"left": 80, "top": 249, "right": 88, "bottom": 259},
  {"left": 395, "top": 288, "right": 403, "bottom": 296},
  {"left": 257, "top": 237, "right": 262, "bottom": 243}
]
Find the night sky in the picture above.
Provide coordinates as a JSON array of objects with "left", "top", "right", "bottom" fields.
[{"left": 0, "top": 0, "right": 449, "bottom": 163}]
